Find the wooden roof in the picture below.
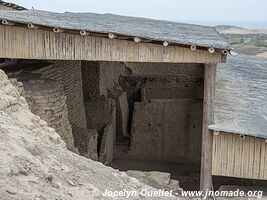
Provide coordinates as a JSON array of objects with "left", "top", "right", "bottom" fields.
[{"left": 0, "top": 10, "right": 231, "bottom": 50}]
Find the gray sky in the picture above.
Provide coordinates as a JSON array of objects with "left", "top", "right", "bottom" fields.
[{"left": 8, "top": 0, "right": 267, "bottom": 28}]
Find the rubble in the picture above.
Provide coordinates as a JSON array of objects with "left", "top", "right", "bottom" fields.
[{"left": 127, "top": 170, "right": 183, "bottom": 195}]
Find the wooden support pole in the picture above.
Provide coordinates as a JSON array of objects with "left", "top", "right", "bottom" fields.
[{"left": 200, "top": 64, "right": 216, "bottom": 192}]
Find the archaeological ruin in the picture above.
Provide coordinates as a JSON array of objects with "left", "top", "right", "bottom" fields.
[{"left": 1, "top": 5, "right": 267, "bottom": 194}]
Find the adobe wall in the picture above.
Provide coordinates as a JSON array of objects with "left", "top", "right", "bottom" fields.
[
  {"left": 81, "top": 61, "right": 204, "bottom": 164},
  {"left": 128, "top": 99, "right": 203, "bottom": 164},
  {"left": 34, "top": 61, "right": 87, "bottom": 129},
  {"left": 20, "top": 77, "right": 76, "bottom": 152},
  {"left": 82, "top": 61, "right": 100, "bottom": 101},
  {"left": 82, "top": 61, "right": 129, "bottom": 136},
  {"left": 98, "top": 62, "right": 128, "bottom": 97},
  {"left": 82, "top": 61, "right": 128, "bottom": 100},
  {"left": 121, "top": 63, "right": 204, "bottom": 164},
  {"left": 81, "top": 61, "right": 127, "bottom": 163},
  {"left": 125, "top": 62, "right": 203, "bottom": 77}
]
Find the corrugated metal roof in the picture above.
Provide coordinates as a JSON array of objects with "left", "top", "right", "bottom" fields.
[
  {"left": 210, "top": 55, "right": 267, "bottom": 139},
  {"left": 0, "top": 10, "right": 231, "bottom": 50},
  {"left": 0, "top": 0, "right": 26, "bottom": 10}
]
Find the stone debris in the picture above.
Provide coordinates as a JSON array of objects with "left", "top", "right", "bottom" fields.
[{"left": 127, "top": 170, "right": 183, "bottom": 195}]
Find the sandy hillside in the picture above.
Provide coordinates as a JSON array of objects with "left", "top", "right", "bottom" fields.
[
  {"left": 0, "top": 69, "right": 178, "bottom": 200},
  {"left": 216, "top": 25, "right": 267, "bottom": 35},
  {"left": 256, "top": 51, "right": 267, "bottom": 58}
]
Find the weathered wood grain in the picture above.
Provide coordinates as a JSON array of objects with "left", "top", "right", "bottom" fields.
[
  {"left": 200, "top": 64, "right": 216, "bottom": 191},
  {"left": 0, "top": 25, "right": 224, "bottom": 63},
  {"left": 213, "top": 132, "right": 267, "bottom": 180},
  {"left": 0, "top": 10, "right": 231, "bottom": 50}
]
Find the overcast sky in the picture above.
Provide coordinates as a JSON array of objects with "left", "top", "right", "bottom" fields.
[{"left": 8, "top": 0, "right": 267, "bottom": 28}]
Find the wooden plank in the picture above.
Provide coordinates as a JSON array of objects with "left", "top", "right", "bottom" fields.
[
  {"left": 264, "top": 141, "right": 267, "bottom": 179},
  {"left": 212, "top": 133, "right": 267, "bottom": 180},
  {"left": 0, "top": 25, "right": 224, "bottom": 63},
  {"left": 200, "top": 64, "right": 216, "bottom": 191},
  {"left": 259, "top": 139, "right": 266, "bottom": 178},
  {"left": 253, "top": 137, "right": 261, "bottom": 179}
]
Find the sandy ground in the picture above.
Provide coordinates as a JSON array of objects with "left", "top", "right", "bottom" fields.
[
  {"left": 256, "top": 51, "right": 267, "bottom": 58},
  {"left": 0, "top": 69, "right": 178, "bottom": 200},
  {"left": 218, "top": 27, "right": 267, "bottom": 35}
]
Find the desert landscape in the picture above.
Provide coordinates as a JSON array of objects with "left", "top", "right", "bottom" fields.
[{"left": 216, "top": 25, "right": 267, "bottom": 57}]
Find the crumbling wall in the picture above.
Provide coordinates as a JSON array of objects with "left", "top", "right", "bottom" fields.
[
  {"left": 81, "top": 61, "right": 204, "bottom": 165},
  {"left": 118, "top": 63, "right": 204, "bottom": 164},
  {"left": 84, "top": 99, "right": 112, "bottom": 131},
  {"left": 33, "top": 61, "right": 99, "bottom": 158},
  {"left": 21, "top": 77, "right": 76, "bottom": 152},
  {"left": 34, "top": 61, "right": 87, "bottom": 129},
  {"left": 72, "top": 124, "right": 98, "bottom": 161},
  {"left": 82, "top": 62, "right": 128, "bottom": 135},
  {"left": 82, "top": 61, "right": 128, "bottom": 163},
  {"left": 99, "top": 62, "right": 128, "bottom": 97},
  {"left": 82, "top": 61, "right": 128, "bottom": 100},
  {"left": 0, "top": 69, "right": 175, "bottom": 200}
]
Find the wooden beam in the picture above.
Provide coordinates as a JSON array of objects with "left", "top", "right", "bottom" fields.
[
  {"left": 0, "top": 25, "right": 225, "bottom": 63},
  {"left": 200, "top": 64, "right": 216, "bottom": 192}
]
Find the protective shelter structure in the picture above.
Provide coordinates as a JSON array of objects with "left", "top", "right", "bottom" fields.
[
  {"left": 211, "top": 55, "right": 267, "bottom": 180},
  {"left": 0, "top": 9, "right": 232, "bottom": 191}
]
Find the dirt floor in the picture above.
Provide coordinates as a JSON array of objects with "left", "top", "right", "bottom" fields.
[{"left": 256, "top": 51, "right": 267, "bottom": 57}]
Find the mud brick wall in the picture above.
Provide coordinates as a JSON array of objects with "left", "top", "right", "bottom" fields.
[
  {"left": 84, "top": 99, "right": 112, "bottom": 131},
  {"left": 34, "top": 61, "right": 87, "bottom": 129},
  {"left": 72, "top": 124, "right": 98, "bottom": 161},
  {"left": 120, "top": 63, "right": 204, "bottom": 164},
  {"left": 125, "top": 62, "right": 204, "bottom": 77},
  {"left": 82, "top": 61, "right": 100, "bottom": 101},
  {"left": 99, "top": 62, "right": 128, "bottom": 97},
  {"left": 128, "top": 99, "right": 203, "bottom": 164},
  {"left": 22, "top": 78, "right": 76, "bottom": 152},
  {"left": 82, "top": 61, "right": 128, "bottom": 100},
  {"left": 141, "top": 77, "right": 203, "bottom": 101}
]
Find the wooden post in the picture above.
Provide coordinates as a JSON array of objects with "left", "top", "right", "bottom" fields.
[{"left": 200, "top": 64, "right": 216, "bottom": 192}]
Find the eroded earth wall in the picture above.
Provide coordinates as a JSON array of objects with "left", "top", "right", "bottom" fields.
[{"left": 34, "top": 61, "right": 87, "bottom": 129}]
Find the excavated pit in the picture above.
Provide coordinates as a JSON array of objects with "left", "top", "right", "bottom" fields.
[{"left": 3, "top": 59, "right": 205, "bottom": 191}]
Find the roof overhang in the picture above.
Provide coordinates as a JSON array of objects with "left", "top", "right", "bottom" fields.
[
  {"left": 0, "top": 9, "right": 231, "bottom": 63},
  {"left": 0, "top": 24, "right": 227, "bottom": 63}
]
